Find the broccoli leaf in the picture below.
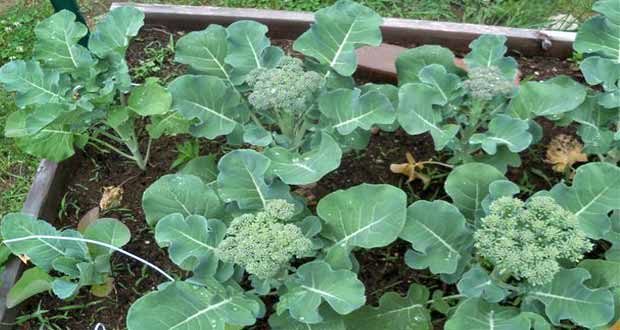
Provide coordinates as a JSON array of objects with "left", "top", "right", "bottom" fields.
[
  {"left": 7, "top": 267, "right": 54, "bottom": 309},
  {"left": 444, "top": 163, "right": 505, "bottom": 221},
  {"left": 127, "top": 281, "right": 263, "bottom": 330},
  {"left": 155, "top": 214, "right": 226, "bottom": 276},
  {"left": 509, "top": 77, "right": 587, "bottom": 119},
  {"left": 293, "top": 0, "right": 382, "bottom": 76},
  {"left": 457, "top": 265, "right": 509, "bottom": 303},
  {"left": 270, "top": 305, "right": 347, "bottom": 329},
  {"left": 88, "top": 6, "right": 144, "bottom": 59},
  {"left": 400, "top": 200, "right": 473, "bottom": 275},
  {"left": 33, "top": 10, "right": 93, "bottom": 73},
  {"left": 179, "top": 155, "right": 219, "bottom": 185},
  {"left": 574, "top": 4, "right": 620, "bottom": 61},
  {"left": 217, "top": 149, "right": 295, "bottom": 210},
  {"left": 319, "top": 88, "right": 396, "bottom": 135},
  {"left": 127, "top": 78, "right": 172, "bottom": 116},
  {"left": 317, "top": 184, "right": 407, "bottom": 268},
  {"left": 142, "top": 174, "right": 224, "bottom": 226},
  {"left": 548, "top": 162, "right": 620, "bottom": 238},
  {"left": 469, "top": 114, "right": 532, "bottom": 154},
  {"left": 225, "top": 21, "right": 283, "bottom": 84},
  {"left": 83, "top": 218, "right": 130, "bottom": 257},
  {"left": 344, "top": 284, "right": 432, "bottom": 329},
  {"left": 265, "top": 132, "right": 342, "bottom": 185},
  {"left": 445, "top": 298, "right": 531, "bottom": 330},
  {"left": 464, "top": 34, "right": 518, "bottom": 80},
  {"left": 395, "top": 45, "right": 461, "bottom": 85},
  {"left": 168, "top": 75, "right": 249, "bottom": 139},
  {"left": 278, "top": 260, "right": 365, "bottom": 324},
  {"left": 174, "top": 25, "right": 235, "bottom": 85},
  {"left": 0, "top": 60, "right": 68, "bottom": 108},
  {"left": 525, "top": 268, "right": 615, "bottom": 328}
]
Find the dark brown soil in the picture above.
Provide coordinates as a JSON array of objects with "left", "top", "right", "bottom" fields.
[{"left": 18, "top": 26, "right": 591, "bottom": 330}]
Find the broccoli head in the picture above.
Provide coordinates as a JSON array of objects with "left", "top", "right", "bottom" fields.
[
  {"left": 216, "top": 200, "right": 312, "bottom": 279},
  {"left": 474, "top": 196, "right": 592, "bottom": 286},
  {"left": 246, "top": 56, "right": 323, "bottom": 113},
  {"left": 462, "top": 66, "right": 514, "bottom": 101}
]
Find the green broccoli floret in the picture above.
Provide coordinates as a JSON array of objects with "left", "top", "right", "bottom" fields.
[
  {"left": 246, "top": 56, "right": 322, "bottom": 113},
  {"left": 462, "top": 66, "right": 514, "bottom": 101},
  {"left": 216, "top": 200, "right": 312, "bottom": 279},
  {"left": 474, "top": 196, "right": 592, "bottom": 286}
]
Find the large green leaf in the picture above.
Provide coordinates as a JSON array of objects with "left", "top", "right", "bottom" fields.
[
  {"left": 127, "top": 281, "right": 263, "bottom": 330},
  {"left": 88, "top": 6, "right": 144, "bottom": 59},
  {"left": 7, "top": 267, "right": 53, "bottom": 308},
  {"left": 225, "top": 20, "right": 282, "bottom": 83},
  {"left": 1, "top": 213, "right": 68, "bottom": 271},
  {"left": 128, "top": 78, "right": 172, "bottom": 116},
  {"left": 400, "top": 200, "right": 473, "bottom": 275},
  {"left": 444, "top": 163, "right": 505, "bottom": 221},
  {"left": 579, "top": 259, "right": 620, "bottom": 288},
  {"left": 3, "top": 104, "right": 68, "bottom": 138},
  {"left": 155, "top": 214, "right": 226, "bottom": 274},
  {"left": 464, "top": 34, "right": 518, "bottom": 79},
  {"left": 549, "top": 162, "right": 620, "bottom": 238},
  {"left": 319, "top": 88, "right": 395, "bottom": 135},
  {"left": 15, "top": 122, "right": 83, "bottom": 162},
  {"left": 278, "top": 261, "right": 365, "bottom": 324},
  {"left": 147, "top": 112, "right": 190, "bottom": 139},
  {"left": 525, "top": 268, "right": 615, "bottom": 328},
  {"left": 293, "top": 0, "right": 382, "bottom": 76},
  {"left": 344, "top": 284, "right": 432, "bottom": 330},
  {"left": 509, "top": 77, "right": 587, "bottom": 119},
  {"left": 317, "top": 184, "right": 407, "bottom": 266},
  {"left": 217, "top": 149, "right": 293, "bottom": 210},
  {"left": 168, "top": 75, "right": 248, "bottom": 139},
  {"left": 0, "top": 60, "right": 67, "bottom": 108},
  {"left": 174, "top": 25, "right": 235, "bottom": 85},
  {"left": 574, "top": 5, "right": 620, "bottom": 61},
  {"left": 470, "top": 114, "right": 532, "bottom": 154},
  {"left": 33, "top": 10, "right": 93, "bottom": 73},
  {"left": 83, "top": 218, "right": 130, "bottom": 257},
  {"left": 445, "top": 298, "right": 531, "bottom": 330},
  {"left": 457, "top": 265, "right": 509, "bottom": 303},
  {"left": 264, "top": 132, "right": 342, "bottom": 185},
  {"left": 580, "top": 56, "right": 620, "bottom": 91},
  {"left": 395, "top": 45, "right": 461, "bottom": 85},
  {"left": 142, "top": 174, "right": 224, "bottom": 226}
]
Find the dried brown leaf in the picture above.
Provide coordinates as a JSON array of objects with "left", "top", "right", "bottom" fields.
[
  {"left": 545, "top": 134, "right": 588, "bottom": 173},
  {"left": 390, "top": 152, "right": 431, "bottom": 187}
]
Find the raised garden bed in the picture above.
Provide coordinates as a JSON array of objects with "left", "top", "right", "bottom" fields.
[{"left": 0, "top": 1, "right": 618, "bottom": 329}]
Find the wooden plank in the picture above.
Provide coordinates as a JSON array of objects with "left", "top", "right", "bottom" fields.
[
  {"left": 111, "top": 2, "right": 576, "bottom": 58},
  {"left": 0, "top": 159, "right": 75, "bottom": 329}
]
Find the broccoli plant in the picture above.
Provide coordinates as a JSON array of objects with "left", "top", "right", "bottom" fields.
[
  {"left": 568, "top": 0, "right": 620, "bottom": 163},
  {"left": 395, "top": 34, "right": 587, "bottom": 172},
  {"left": 0, "top": 7, "right": 179, "bottom": 170},
  {"left": 474, "top": 196, "right": 592, "bottom": 286},
  {"left": 216, "top": 200, "right": 313, "bottom": 280},
  {"left": 400, "top": 161, "right": 619, "bottom": 329},
  {"left": 0, "top": 213, "right": 130, "bottom": 304},
  {"left": 168, "top": 0, "right": 398, "bottom": 184}
]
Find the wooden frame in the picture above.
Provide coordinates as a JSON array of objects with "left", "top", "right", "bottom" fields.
[{"left": 111, "top": 2, "right": 576, "bottom": 58}]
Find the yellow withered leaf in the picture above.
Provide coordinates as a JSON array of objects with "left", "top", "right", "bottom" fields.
[
  {"left": 545, "top": 134, "right": 588, "bottom": 173},
  {"left": 100, "top": 186, "right": 124, "bottom": 210},
  {"left": 390, "top": 152, "right": 431, "bottom": 187}
]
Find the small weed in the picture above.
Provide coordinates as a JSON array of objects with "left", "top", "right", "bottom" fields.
[
  {"left": 130, "top": 35, "right": 175, "bottom": 82},
  {"left": 170, "top": 140, "right": 201, "bottom": 169}
]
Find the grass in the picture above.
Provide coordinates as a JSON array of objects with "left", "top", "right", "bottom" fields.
[{"left": 80, "top": 0, "right": 595, "bottom": 29}]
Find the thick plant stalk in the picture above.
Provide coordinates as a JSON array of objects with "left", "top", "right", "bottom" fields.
[{"left": 3, "top": 235, "right": 174, "bottom": 281}]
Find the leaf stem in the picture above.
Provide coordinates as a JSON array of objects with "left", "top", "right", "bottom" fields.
[
  {"left": 88, "top": 137, "right": 135, "bottom": 160},
  {"left": 3, "top": 235, "right": 174, "bottom": 282}
]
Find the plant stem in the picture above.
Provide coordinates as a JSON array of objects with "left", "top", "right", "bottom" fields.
[
  {"left": 3, "top": 235, "right": 174, "bottom": 282},
  {"left": 88, "top": 137, "right": 135, "bottom": 160},
  {"left": 425, "top": 294, "right": 464, "bottom": 305}
]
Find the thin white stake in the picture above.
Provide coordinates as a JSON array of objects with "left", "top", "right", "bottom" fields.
[{"left": 3, "top": 235, "right": 174, "bottom": 282}]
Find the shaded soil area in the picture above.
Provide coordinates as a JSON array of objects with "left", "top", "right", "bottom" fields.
[{"left": 18, "top": 26, "right": 593, "bottom": 330}]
